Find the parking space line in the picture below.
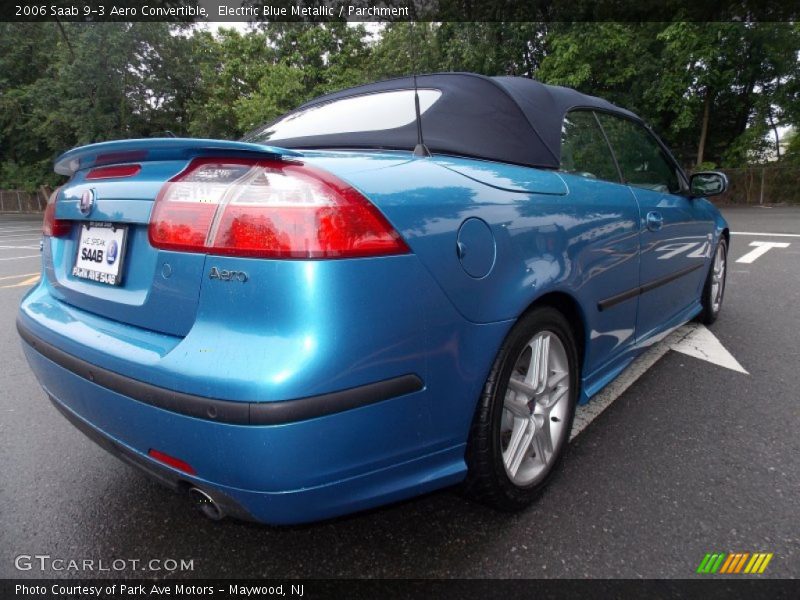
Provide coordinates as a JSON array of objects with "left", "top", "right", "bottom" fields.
[
  {"left": 571, "top": 336, "right": 674, "bottom": 440},
  {"left": 0, "top": 274, "right": 39, "bottom": 289},
  {"left": 571, "top": 322, "right": 745, "bottom": 440},
  {"left": 0, "top": 272, "right": 38, "bottom": 281},
  {"left": 0, "top": 255, "right": 40, "bottom": 261},
  {"left": 732, "top": 231, "right": 800, "bottom": 238}
]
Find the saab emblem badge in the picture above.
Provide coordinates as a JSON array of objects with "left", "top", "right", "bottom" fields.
[
  {"left": 107, "top": 239, "right": 118, "bottom": 265},
  {"left": 79, "top": 189, "right": 95, "bottom": 216}
]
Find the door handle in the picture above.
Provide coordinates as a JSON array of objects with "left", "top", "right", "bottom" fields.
[{"left": 646, "top": 211, "right": 664, "bottom": 231}]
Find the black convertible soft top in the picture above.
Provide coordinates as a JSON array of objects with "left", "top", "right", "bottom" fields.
[{"left": 245, "top": 72, "right": 641, "bottom": 170}]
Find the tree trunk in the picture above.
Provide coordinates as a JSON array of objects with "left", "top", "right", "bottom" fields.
[
  {"left": 696, "top": 89, "right": 712, "bottom": 167},
  {"left": 768, "top": 109, "right": 781, "bottom": 161},
  {"left": 54, "top": 20, "right": 74, "bottom": 60}
]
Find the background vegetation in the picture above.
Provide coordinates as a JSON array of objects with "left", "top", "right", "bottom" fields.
[{"left": 2, "top": 21, "right": 800, "bottom": 191}]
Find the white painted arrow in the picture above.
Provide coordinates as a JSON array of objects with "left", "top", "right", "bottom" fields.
[
  {"left": 572, "top": 322, "right": 746, "bottom": 439},
  {"left": 669, "top": 324, "right": 748, "bottom": 374},
  {"left": 736, "top": 241, "right": 790, "bottom": 264}
]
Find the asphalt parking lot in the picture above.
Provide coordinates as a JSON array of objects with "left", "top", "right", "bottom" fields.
[{"left": 0, "top": 207, "right": 798, "bottom": 579}]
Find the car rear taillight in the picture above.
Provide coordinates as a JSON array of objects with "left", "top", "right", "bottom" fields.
[
  {"left": 148, "top": 158, "right": 409, "bottom": 259},
  {"left": 42, "top": 187, "right": 70, "bottom": 237}
]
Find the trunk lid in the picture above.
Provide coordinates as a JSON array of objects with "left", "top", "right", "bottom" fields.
[{"left": 46, "top": 138, "right": 299, "bottom": 337}]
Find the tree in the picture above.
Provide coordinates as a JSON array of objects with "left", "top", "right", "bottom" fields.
[
  {"left": 3, "top": 21, "right": 800, "bottom": 190},
  {"left": 539, "top": 22, "right": 800, "bottom": 168},
  {"left": 657, "top": 22, "right": 800, "bottom": 166},
  {"left": 186, "top": 24, "right": 373, "bottom": 138},
  {"left": 0, "top": 22, "right": 201, "bottom": 190}
]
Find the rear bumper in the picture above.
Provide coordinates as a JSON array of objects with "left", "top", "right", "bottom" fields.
[
  {"left": 21, "top": 335, "right": 467, "bottom": 525},
  {"left": 17, "top": 252, "right": 513, "bottom": 524},
  {"left": 45, "top": 392, "right": 255, "bottom": 522},
  {"left": 18, "top": 317, "right": 423, "bottom": 425}
]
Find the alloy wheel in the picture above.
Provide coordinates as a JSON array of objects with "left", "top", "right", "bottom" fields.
[
  {"left": 500, "top": 331, "right": 571, "bottom": 486},
  {"left": 710, "top": 242, "right": 726, "bottom": 313}
]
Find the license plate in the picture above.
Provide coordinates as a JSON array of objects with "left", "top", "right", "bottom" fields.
[{"left": 72, "top": 222, "right": 128, "bottom": 286}]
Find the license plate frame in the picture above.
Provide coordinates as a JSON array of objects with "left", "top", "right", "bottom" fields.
[{"left": 72, "top": 221, "right": 128, "bottom": 286}]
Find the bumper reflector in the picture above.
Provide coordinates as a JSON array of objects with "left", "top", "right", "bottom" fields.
[{"left": 147, "top": 449, "right": 196, "bottom": 475}]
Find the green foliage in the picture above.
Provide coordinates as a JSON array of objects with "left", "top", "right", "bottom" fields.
[
  {"left": 368, "top": 23, "right": 548, "bottom": 80},
  {"left": 783, "top": 129, "right": 800, "bottom": 164},
  {"left": 539, "top": 22, "right": 800, "bottom": 169},
  {"left": 2, "top": 22, "right": 799, "bottom": 191},
  {"left": 0, "top": 22, "right": 205, "bottom": 190}
]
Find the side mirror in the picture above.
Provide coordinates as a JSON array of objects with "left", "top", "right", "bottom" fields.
[{"left": 689, "top": 171, "right": 728, "bottom": 198}]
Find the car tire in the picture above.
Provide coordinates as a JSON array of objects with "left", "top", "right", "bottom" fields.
[
  {"left": 698, "top": 237, "right": 728, "bottom": 325},
  {"left": 463, "top": 306, "right": 579, "bottom": 511}
]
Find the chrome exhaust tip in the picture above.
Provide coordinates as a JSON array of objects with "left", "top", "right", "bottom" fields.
[{"left": 188, "top": 487, "right": 224, "bottom": 521}]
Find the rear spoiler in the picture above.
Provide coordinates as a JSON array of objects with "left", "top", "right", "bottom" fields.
[{"left": 54, "top": 138, "right": 303, "bottom": 176}]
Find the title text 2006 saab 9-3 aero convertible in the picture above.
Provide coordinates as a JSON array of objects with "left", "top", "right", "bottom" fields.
[{"left": 18, "top": 73, "right": 729, "bottom": 524}]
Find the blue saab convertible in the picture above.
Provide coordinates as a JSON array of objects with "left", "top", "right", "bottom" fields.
[{"left": 18, "top": 73, "right": 729, "bottom": 524}]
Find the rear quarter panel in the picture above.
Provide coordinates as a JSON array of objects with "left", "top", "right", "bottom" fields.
[{"left": 306, "top": 153, "right": 643, "bottom": 378}]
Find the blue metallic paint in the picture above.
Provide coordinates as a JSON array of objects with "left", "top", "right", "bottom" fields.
[
  {"left": 54, "top": 137, "right": 301, "bottom": 176},
  {"left": 310, "top": 155, "right": 645, "bottom": 377},
  {"left": 632, "top": 187, "right": 715, "bottom": 340},
  {"left": 456, "top": 217, "right": 496, "bottom": 279},
  {"left": 19, "top": 143, "right": 728, "bottom": 524}
]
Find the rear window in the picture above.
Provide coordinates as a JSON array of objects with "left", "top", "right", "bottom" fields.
[{"left": 244, "top": 89, "right": 442, "bottom": 143}]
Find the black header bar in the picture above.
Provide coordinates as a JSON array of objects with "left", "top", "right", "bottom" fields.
[{"left": 2, "top": 0, "right": 800, "bottom": 23}]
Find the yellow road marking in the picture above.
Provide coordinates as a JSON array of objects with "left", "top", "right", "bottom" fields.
[
  {"left": 0, "top": 272, "right": 38, "bottom": 281},
  {"left": 0, "top": 274, "right": 40, "bottom": 289}
]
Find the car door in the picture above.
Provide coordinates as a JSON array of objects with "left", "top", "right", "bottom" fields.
[
  {"left": 595, "top": 113, "right": 715, "bottom": 341},
  {"left": 558, "top": 110, "right": 641, "bottom": 375}
]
